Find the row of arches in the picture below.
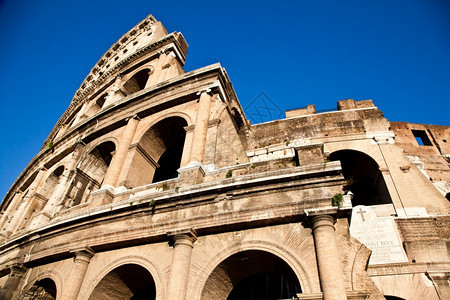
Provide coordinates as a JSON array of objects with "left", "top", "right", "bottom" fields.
[
  {"left": 23, "top": 250, "right": 301, "bottom": 300},
  {"left": 54, "top": 66, "right": 155, "bottom": 141},
  {"left": 55, "top": 116, "right": 187, "bottom": 207},
  {"left": 2, "top": 116, "right": 189, "bottom": 235},
  {"left": 22, "top": 249, "right": 407, "bottom": 299}
]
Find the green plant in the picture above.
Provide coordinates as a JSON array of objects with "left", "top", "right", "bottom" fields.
[
  {"left": 285, "top": 140, "right": 290, "bottom": 146},
  {"left": 148, "top": 199, "right": 155, "bottom": 207},
  {"left": 47, "top": 141, "right": 54, "bottom": 150},
  {"left": 251, "top": 164, "right": 256, "bottom": 169},
  {"left": 332, "top": 193, "right": 344, "bottom": 207},
  {"left": 129, "top": 202, "right": 133, "bottom": 206},
  {"left": 175, "top": 186, "right": 180, "bottom": 193},
  {"left": 160, "top": 182, "right": 169, "bottom": 191},
  {"left": 226, "top": 170, "right": 233, "bottom": 178}
]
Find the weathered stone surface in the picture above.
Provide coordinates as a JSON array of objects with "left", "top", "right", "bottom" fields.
[{"left": 0, "top": 13, "right": 449, "bottom": 300}]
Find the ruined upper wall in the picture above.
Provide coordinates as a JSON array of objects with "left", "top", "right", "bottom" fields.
[
  {"left": 391, "top": 122, "right": 450, "bottom": 185},
  {"left": 249, "top": 99, "right": 387, "bottom": 150}
]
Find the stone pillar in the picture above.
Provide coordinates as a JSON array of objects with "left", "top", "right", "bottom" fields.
[
  {"left": 71, "top": 103, "right": 88, "bottom": 127},
  {"left": 0, "top": 191, "right": 22, "bottom": 235},
  {"left": 61, "top": 247, "right": 94, "bottom": 300},
  {"left": 103, "top": 77, "right": 124, "bottom": 107},
  {"left": 0, "top": 264, "right": 28, "bottom": 300},
  {"left": 147, "top": 51, "right": 167, "bottom": 87},
  {"left": 189, "top": 89, "right": 212, "bottom": 164},
  {"left": 311, "top": 215, "right": 347, "bottom": 300},
  {"left": 31, "top": 143, "right": 84, "bottom": 228},
  {"left": 166, "top": 229, "right": 197, "bottom": 300},
  {"left": 6, "top": 168, "right": 47, "bottom": 234},
  {"left": 158, "top": 51, "right": 176, "bottom": 82},
  {"left": 102, "top": 115, "right": 140, "bottom": 189}
]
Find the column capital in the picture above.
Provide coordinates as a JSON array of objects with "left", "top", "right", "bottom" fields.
[
  {"left": 125, "top": 114, "right": 141, "bottom": 122},
  {"left": 167, "top": 228, "right": 198, "bottom": 246},
  {"left": 9, "top": 264, "right": 28, "bottom": 277},
  {"left": 196, "top": 88, "right": 212, "bottom": 96},
  {"left": 311, "top": 214, "right": 336, "bottom": 231},
  {"left": 70, "top": 246, "right": 95, "bottom": 262}
]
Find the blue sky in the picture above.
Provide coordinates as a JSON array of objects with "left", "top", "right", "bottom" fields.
[{"left": 0, "top": 0, "right": 449, "bottom": 200}]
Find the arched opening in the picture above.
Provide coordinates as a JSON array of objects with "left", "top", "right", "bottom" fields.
[
  {"left": 39, "top": 166, "right": 65, "bottom": 201},
  {"left": 122, "top": 69, "right": 150, "bottom": 96},
  {"left": 384, "top": 296, "right": 405, "bottom": 300},
  {"left": 86, "top": 93, "right": 108, "bottom": 117},
  {"left": 23, "top": 278, "right": 57, "bottom": 299},
  {"left": 231, "top": 107, "right": 244, "bottom": 130},
  {"left": 66, "top": 141, "right": 115, "bottom": 206},
  {"left": 201, "top": 250, "right": 301, "bottom": 300},
  {"left": 124, "top": 117, "right": 187, "bottom": 188},
  {"left": 330, "top": 150, "right": 392, "bottom": 206},
  {"left": 88, "top": 264, "right": 156, "bottom": 300}
]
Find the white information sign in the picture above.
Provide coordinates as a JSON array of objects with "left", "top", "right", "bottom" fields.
[{"left": 349, "top": 205, "right": 408, "bottom": 265}]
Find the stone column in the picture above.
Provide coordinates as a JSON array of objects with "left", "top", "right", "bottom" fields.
[
  {"left": 189, "top": 89, "right": 212, "bottom": 164},
  {"left": 166, "top": 229, "right": 197, "bottom": 300},
  {"left": 102, "top": 115, "right": 140, "bottom": 189},
  {"left": 311, "top": 215, "right": 347, "bottom": 300},
  {"left": 0, "top": 191, "right": 22, "bottom": 234},
  {"left": 158, "top": 51, "right": 176, "bottom": 82},
  {"left": 0, "top": 264, "right": 28, "bottom": 300},
  {"left": 31, "top": 143, "right": 84, "bottom": 228},
  {"left": 61, "top": 247, "right": 94, "bottom": 300},
  {"left": 147, "top": 51, "right": 167, "bottom": 87},
  {"left": 6, "top": 168, "right": 47, "bottom": 234},
  {"left": 103, "top": 77, "right": 124, "bottom": 107}
]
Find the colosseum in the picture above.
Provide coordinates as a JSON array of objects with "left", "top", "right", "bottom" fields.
[{"left": 0, "top": 14, "right": 449, "bottom": 300}]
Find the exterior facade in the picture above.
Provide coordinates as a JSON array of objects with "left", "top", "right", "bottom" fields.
[{"left": 0, "top": 14, "right": 449, "bottom": 300}]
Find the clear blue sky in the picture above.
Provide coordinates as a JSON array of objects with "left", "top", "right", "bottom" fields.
[{"left": 1, "top": 0, "right": 449, "bottom": 200}]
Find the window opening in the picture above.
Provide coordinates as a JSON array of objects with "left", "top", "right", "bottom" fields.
[
  {"left": 412, "top": 130, "right": 432, "bottom": 146},
  {"left": 330, "top": 150, "right": 392, "bottom": 206}
]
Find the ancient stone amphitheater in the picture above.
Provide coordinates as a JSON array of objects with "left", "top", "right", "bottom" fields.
[{"left": 0, "top": 14, "right": 449, "bottom": 300}]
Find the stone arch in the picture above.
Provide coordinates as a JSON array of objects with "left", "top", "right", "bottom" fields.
[
  {"left": 65, "top": 140, "right": 116, "bottom": 206},
  {"left": 83, "top": 256, "right": 164, "bottom": 300},
  {"left": 330, "top": 149, "right": 392, "bottom": 206},
  {"left": 122, "top": 116, "right": 189, "bottom": 187},
  {"left": 231, "top": 107, "right": 245, "bottom": 130},
  {"left": 84, "top": 256, "right": 163, "bottom": 300},
  {"left": 21, "top": 270, "right": 63, "bottom": 299},
  {"left": 38, "top": 165, "right": 65, "bottom": 202},
  {"left": 21, "top": 277, "right": 58, "bottom": 299},
  {"left": 192, "top": 240, "right": 314, "bottom": 299},
  {"left": 85, "top": 92, "right": 108, "bottom": 117},
  {"left": 384, "top": 296, "right": 406, "bottom": 300},
  {"left": 121, "top": 68, "right": 152, "bottom": 96}
]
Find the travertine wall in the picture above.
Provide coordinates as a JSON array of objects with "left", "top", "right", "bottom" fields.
[{"left": 0, "top": 14, "right": 449, "bottom": 300}]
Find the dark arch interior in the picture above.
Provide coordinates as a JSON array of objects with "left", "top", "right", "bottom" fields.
[
  {"left": 68, "top": 141, "right": 116, "bottom": 206},
  {"left": 384, "top": 296, "right": 405, "bottom": 300},
  {"left": 330, "top": 150, "right": 392, "bottom": 206},
  {"left": 202, "top": 250, "right": 301, "bottom": 300},
  {"left": 25, "top": 278, "right": 57, "bottom": 299},
  {"left": 150, "top": 117, "right": 187, "bottom": 183},
  {"left": 123, "top": 69, "right": 150, "bottom": 95},
  {"left": 88, "top": 264, "right": 156, "bottom": 300}
]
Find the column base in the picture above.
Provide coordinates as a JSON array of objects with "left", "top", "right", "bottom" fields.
[
  {"left": 29, "top": 211, "right": 52, "bottom": 229},
  {"left": 177, "top": 162, "right": 205, "bottom": 186},
  {"left": 90, "top": 187, "right": 115, "bottom": 207}
]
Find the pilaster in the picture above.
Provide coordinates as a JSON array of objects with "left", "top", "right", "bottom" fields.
[
  {"left": 61, "top": 247, "right": 95, "bottom": 300},
  {"left": 166, "top": 229, "right": 197, "bottom": 300},
  {"left": 311, "top": 214, "right": 347, "bottom": 300}
]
